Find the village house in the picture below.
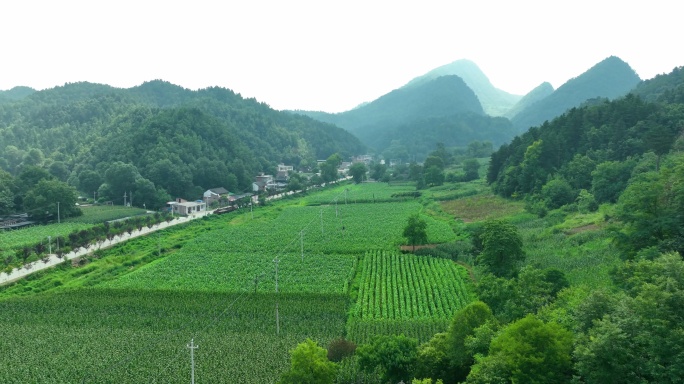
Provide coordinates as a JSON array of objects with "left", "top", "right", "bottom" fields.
[
  {"left": 168, "top": 200, "right": 206, "bottom": 216},
  {"left": 203, "top": 187, "right": 230, "bottom": 206}
]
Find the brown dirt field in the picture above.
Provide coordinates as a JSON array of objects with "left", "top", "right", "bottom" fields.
[{"left": 565, "top": 223, "right": 600, "bottom": 234}]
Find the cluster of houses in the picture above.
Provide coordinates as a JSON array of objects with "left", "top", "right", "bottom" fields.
[{"left": 165, "top": 158, "right": 373, "bottom": 216}]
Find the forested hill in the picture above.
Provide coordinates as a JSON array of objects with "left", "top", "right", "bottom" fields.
[
  {"left": 510, "top": 56, "right": 641, "bottom": 132},
  {"left": 0, "top": 86, "right": 36, "bottom": 103},
  {"left": 487, "top": 65, "right": 684, "bottom": 257},
  {"left": 0, "top": 81, "right": 365, "bottom": 209},
  {"left": 294, "top": 75, "right": 516, "bottom": 160}
]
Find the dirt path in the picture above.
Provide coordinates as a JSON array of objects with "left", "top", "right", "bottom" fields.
[{"left": 0, "top": 210, "right": 212, "bottom": 285}]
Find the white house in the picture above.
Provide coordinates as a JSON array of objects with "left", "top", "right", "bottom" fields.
[{"left": 170, "top": 201, "right": 206, "bottom": 216}]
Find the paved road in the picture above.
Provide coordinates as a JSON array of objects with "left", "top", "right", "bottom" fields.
[{"left": 0, "top": 210, "right": 212, "bottom": 285}]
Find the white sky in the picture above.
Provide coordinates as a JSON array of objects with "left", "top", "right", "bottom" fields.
[{"left": 1, "top": 0, "right": 682, "bottom": 113}]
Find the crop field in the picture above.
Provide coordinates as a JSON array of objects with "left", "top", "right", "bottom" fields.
[
  {"left": 65, "top": 205, "right": 149, "bottom": 224},
  {"left": 301, "top": 182, "right": 418, "bottom": 205},
  {"left": 440, "top": 193, "right": 526, "bottom": 222},
  {"left": 0, "top": 222, "right": 90, "bottom": 251},
  {"left": 347, "top": 251, "right": 473, "bottom": 343},
  {"left": 104, "top": 250, "right": 358, "bottom": 294},
  {"left": 0, "top": 181, "right": 477, "bottom": 383},
  {"left": 517, "top": 216, "right": 620, "bottom": 287},
  {"left": 0, "top": 289, "right": 347, "bottom": 383}
]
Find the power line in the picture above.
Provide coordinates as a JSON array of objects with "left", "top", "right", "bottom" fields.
[{"left": 82, "top": 184, "right": 353, "bottom": 382}]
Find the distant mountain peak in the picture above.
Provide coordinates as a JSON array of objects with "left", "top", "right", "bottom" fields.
[
  {"left": 405, "top": 59, "right": 522, "bottom": 116},
  {"left": 511, "top": 56, "right": 641, "bottom": 131}
]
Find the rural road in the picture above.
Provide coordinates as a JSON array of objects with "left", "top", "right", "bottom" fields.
[
  {"left": 0, "top": 186, "right": 319, "bottom": 286},
  {"left": 0, "top": 210, "right": 212, "bottom": 285}
]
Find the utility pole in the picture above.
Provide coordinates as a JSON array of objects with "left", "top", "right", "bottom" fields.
[
  {"left": 48, "top": 236, "right": 52, "bottom": 254},
  {"left": 123, "top": 192, "right": 127, "bottom": 207},
  {"left": 274, "top": 257, "right": 280, "bottom": 335},
  {"left": 187, "top": 339, "right": 198, "bottom": 384},
  {"left": 57, "top": 202, "right": 60, "bottom": 224}
]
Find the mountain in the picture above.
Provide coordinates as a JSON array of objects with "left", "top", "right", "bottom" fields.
[
  {"left": 504, "top": 82, "right": 554, "bottom": 119},
  {"left": 511, "top": 56, "right": 641, "bottom": 132},
  {"left": 295, "top": 75, "right": 485, "bottom": 148},
  {"left": 404, "top": 59, "right": 523, "bottom": 116},
  {"left": 0, "top": 86, "right": 36, "bottom": 103},
  {"left": 0, "top": 81, "right": 365, "bottom": 205},
  {"left": 375, "top": 112, "right": 514, "bottom": 161},
  {"left": 631, "top": 66, "right": 684, "bottom": 103}
]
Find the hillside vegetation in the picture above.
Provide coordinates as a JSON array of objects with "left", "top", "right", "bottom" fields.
[{"left": 0, "top": 81, "right": 365, "bottom": 212}]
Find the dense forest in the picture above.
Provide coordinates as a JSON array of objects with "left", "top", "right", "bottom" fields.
[
  {"left": 488, "top": 67, "right": 684, "bottom": 257},
  {"left": 0, "top": 81, "right": 365, "bottom": 216}
]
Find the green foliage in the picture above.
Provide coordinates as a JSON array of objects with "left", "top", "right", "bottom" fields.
[
  {"left": 404, "top": 214, "right": 428, "bottom": 250},
  {"left": 575, "top": 253, "right": 684, "bottom": 383},
  {"left": 357, "top": 334, "right": 419, "bottom": 384},
  {"left": 349, "top": 162, "right": 367, "bottom": 184},
  {"left": 541, "top": 177, "right": 576, "bottom": 209},
  {"left": 477, "top": 267, "right": 569, "bottom": 323},
  {"left": 591, "top": 159, "right": 637, "bottom": 203},
  {"left": 467, "top": 315, "right": 573, "bottom": 384},
  {"left": 23, "top": 179, "right": 81, "bottom": 222},
  {"left": 0, "top": 81, "right": 364, "bottom": 206},
  {"left": 576, "top": 189, "right": 598, "bottom": 213},
  {"left": 476, "top": 219, "right": 525, "bottom": 277},
  {"left": 613, "top": 153, "right": 684, "bottom": 258},
  {"left": 326, "top": 338, "right": 357, "bottom": 363},
  {"left": 279, "top": 338, "right": 337, "bottom": 384},
  {"left": 462, "top": 159, "right": 480, "bottom": 181}
]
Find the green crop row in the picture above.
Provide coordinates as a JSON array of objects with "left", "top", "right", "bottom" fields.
[
  {"left": 0, "top": 289, "right": 347, "bottom": 383},
  {"left": 352, "top": 251, "right": 472, "bottom": 321}
]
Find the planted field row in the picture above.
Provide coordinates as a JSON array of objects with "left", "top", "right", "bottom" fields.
[
  {"left": 352, "top": 251, "right": 472, "bottom": 321},
  {"left": 302, "top": 182, "right": 418, "bottom": 205},
  {"left": 201, "top": 202, "right": 455, "bottom": 255},
  {"left": 64, "top": 205, "right": 149, "bottom": 224},
  {"left": 0, "top": 289, "right": 347, "bottom": 383},
  {"left": 1, "top": 222, "right": 90, "bottom": 251},
  {"left": 103, "top": 250, "right": 358, "bottom": 295},
  {"left": 346, "top": 318, "right": 450, "bottom": 345}
]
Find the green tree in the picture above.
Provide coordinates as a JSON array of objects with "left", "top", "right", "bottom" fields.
[
  {"left": 576, "top": 253, "right": 684, "bottom": 383},
  {"left": 462, "top": 159, "right": 480, "bottom": 181},
  {"left": 424, "top": 166, "right": 445, "bottom": 186},
  {"left": 541, "top": 177, "right": 576, "bottom": 209},
  {"left": 23, "top": 179, "right": 81, "bottom": 222},
  {"left": 403, "top": 214, "right": 428, "bottom": 251},
  {"left": 443, "top": 301, "right": 496, "bottom": 383},
  {"left": 279, "top": 338, "right": 337, "bottom": 384},
  {"left": 591, "top": 160, "right": 636, "bottom": 203},
  {"left": 349, "top": 162, "right": 367, "bottom": 184},
  {"left": 357, "top": 334, "right": 419, "bottom": 384},
  {"left": 321, "top": 153, "right": 342, "bottom": 182},
  {"left": 467, "top": 315, "right": 573, "bottom": 384},
  {"left": 477, "top": 220, "right": 525, "bottom": 277},
  {"left": 78, "top": 170, "right": 103, "bottom": 196}
]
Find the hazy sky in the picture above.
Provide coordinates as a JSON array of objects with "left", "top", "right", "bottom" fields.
[{"left": 1, "top": 0, "right": 682, "bottom": 112}]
